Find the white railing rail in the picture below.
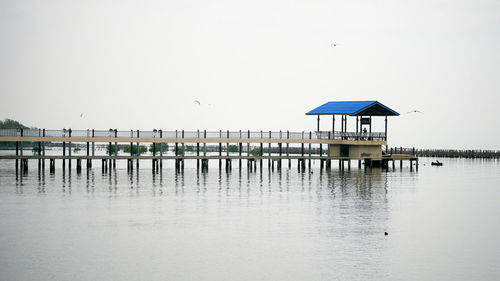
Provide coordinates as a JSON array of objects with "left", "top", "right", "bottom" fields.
[{"left": 0, "top": 129, "right": 387, "bottom": 141}]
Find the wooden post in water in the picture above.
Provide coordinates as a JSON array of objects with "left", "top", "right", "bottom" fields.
[
  {"left": 268, "top": 131, "right": 271, "bottom": 169},
  {"left": 42, "top": 129, "right": 46, "bottom": 171},
  {"left": 15, "top": 140, "right": 19, "bottom": 171},
  {"left": 91, "top": 129, "right": 95, "bottom": 160},
  {"left": 68, "top": 129, "right": 72, "bottom": 171},
  {"left": 239, "top": 137, "right": 242, "bottom": 169},
  {"left": 203, "top": 130, "right": 207, "bottom": 157},
  {"left": 160, "top": 130, "right": 163, "bottom": 170},
  {"left": 196, "top": 129, "right": 199, "bottom": 170},
  {"left": 50, "top": 158, "right": 55, "bottom": 173},
  {"left": 114, "top": 129, "right": 117, "bottom": 168},
  {"left": 308, "top": 131, "right": 312, "bottom": 170},
  {"left": 287, "top": 131, "right": 291, "bottom": 168},
  {"left": 136, "top": 130, "right": 140, "bottom": 170},
  {"left": 62, "top": 131, "right": 66, "bottom": 172}
]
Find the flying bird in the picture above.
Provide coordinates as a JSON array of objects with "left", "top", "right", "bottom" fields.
[
  {"left": 407, "top": 110, "right": 423, "bottom": 114},
  {"left": 80, "top": 113, "right": 84, "bottom": 118},
  {"left": 194, "top": 100, "right": 201, "bottom": 105},
  {"left": 331, "top": 43, "right": 340, "bottom": 47}
]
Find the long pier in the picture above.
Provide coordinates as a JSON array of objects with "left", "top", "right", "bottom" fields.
[{"left": 0, "top": 128, "right": 418, "bottom": 173}]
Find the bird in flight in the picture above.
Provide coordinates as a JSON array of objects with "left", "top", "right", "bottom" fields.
[
  {"left": 331, "top": 43, "right": 339, "bottom": 47},
  {"left": 407, "top": 110, "right": 423, "bottom": 114},
  {"left": 80, "top": 113, "right": 84, "bottom": 118},
  {"left": 194, "top": 100, "right": 201, "bottom": 105}
]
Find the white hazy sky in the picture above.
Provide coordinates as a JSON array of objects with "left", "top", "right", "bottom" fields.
[{"left": 1, "top": 0, "right": 499, "bottom": 149}]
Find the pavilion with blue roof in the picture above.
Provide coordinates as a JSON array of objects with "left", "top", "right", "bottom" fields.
[
  {"left": 306, "top": 100, "right": 399, "bottom": 140},
  {"left": 305, "top": 101, "right": 399, "bottom": 160}
]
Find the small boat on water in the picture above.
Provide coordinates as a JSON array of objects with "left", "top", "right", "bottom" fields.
[{"left": 431, "top": 160, "right": 443, "bottom": 166}]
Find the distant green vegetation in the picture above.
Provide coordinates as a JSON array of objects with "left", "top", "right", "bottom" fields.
[
  {"left": 106, "top": 144, "right": 120, "bottom": 155},
  {"left": 175, "top": 147, "right": 183, "bottom": 155},
  {"left": 124, "top": 144, "right": 147, "bottom": 155},
  {"left": 228, "top": 145, "right": 239, "bottom": 153},
  {"left": 0, "top": 119, "right": 34, "bottom": 149},
  {"left": 149, "top": 143, "right": 169, "bottom": 153},
  {"left": 74, "top": 146, "right": 81, "bottom": 153},
  {"left": 250, "top": 148, "right": 261, "bottom": 157},
  {"left": 0, "top": 118, "right": 30, "bottom": 129}
]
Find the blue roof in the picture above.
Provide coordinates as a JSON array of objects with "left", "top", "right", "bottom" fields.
[{"left": 305, "top": 101, "right": 399, "bottom": 116}]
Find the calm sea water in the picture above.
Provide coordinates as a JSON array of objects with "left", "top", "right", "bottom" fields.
[{"left": 0, "top": 157, "right": 499, "bottom": 281}]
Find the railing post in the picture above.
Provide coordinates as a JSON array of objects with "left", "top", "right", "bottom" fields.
[
  {"left": 137, "top": 130, "right": 140, "bottom": 157},
  {"left": 43, "top": 129, "right": 45, "bottom": 137},
  {"left": 68, "top": 129, "right": 72, "bottom": 160}
]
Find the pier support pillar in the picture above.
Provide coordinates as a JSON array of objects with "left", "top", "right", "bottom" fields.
[
  {"left": 15, "top": 141, "right": 19, "bottom": 171},
  {"left": 21, "top": 159, "right": 28, "bottom": 173},
  {"left": 49, "top": 159, "right": 55, "bottom": 173},
  {"left": 76, "top": 159, "right": 81, "bottom": 173},
  {"left": 62, "top": 141, "right": 66, "bottom": 171}
]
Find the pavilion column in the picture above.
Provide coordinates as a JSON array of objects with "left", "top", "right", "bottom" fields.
[
  {"left": 332, "top": 115, "right": 335, "bottom": 134},
  {"left": 369, "top": 116, "right": 372, "bottom": 133},
  {"left": 356, "top": 116, "right": 359, "bottom": 134},
  {"left": 317, "top": 115, "right": 320, "bottom": 132},
  {"left": 384, "top": 115, "right": 388, "bottom": 140}
]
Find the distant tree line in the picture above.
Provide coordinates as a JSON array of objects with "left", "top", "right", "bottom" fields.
[
  {"left": 0, "top": 119, "right": 34, "bottom": 149},
  {"left": 0, "top": 118, "right": 31, "bottom": 130}
]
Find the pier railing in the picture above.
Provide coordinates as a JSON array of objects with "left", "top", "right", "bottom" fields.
[{"left": 0, "top": 129, "right": 387, "bottom": 141}]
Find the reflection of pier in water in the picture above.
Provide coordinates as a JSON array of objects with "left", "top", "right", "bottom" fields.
[{"left": 13, "top": 163, "right": 401, "bottom": 202}]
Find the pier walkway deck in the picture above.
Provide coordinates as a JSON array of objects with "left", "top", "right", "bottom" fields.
[{"left": 0, "top": 128, "right": 417, "bottom": 173}]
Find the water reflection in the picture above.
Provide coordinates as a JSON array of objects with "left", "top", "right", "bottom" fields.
[{"left": 4, "top": 163, "right": 402, "bottom": 202}]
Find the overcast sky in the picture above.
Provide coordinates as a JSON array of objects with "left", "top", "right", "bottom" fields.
[{"left": 1, "top": 0, "right": 499, "bottom": 149}]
